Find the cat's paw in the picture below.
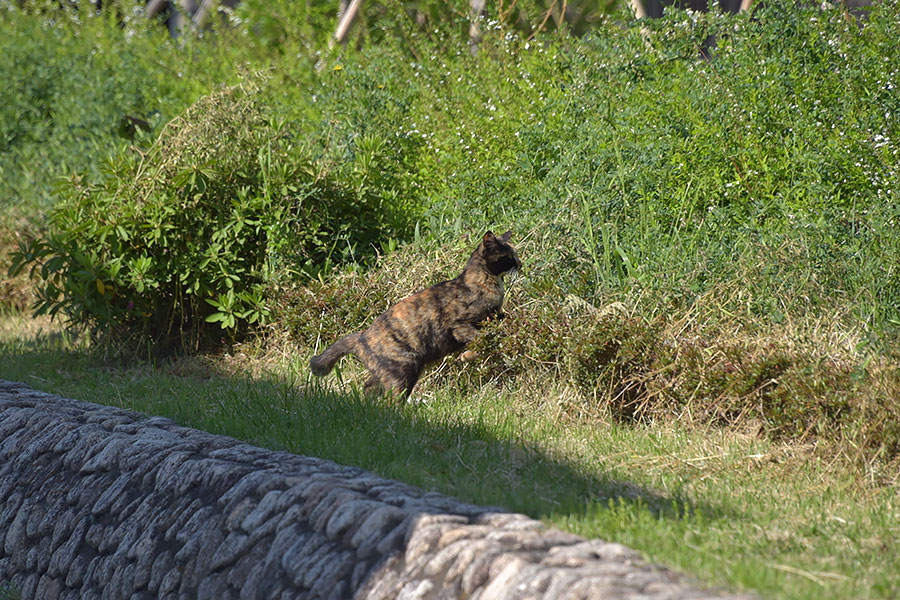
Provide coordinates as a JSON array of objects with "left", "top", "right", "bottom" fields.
[{"left": 459, "top": 350, "right": 478, "bottom": 362}]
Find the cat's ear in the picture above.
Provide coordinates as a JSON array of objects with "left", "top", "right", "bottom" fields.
[
  {"left": 482, "top": 231, "right": 496, "bottom": 245},
  {"left": 497, "top": 230, "right": 512, "bottom": 243}
]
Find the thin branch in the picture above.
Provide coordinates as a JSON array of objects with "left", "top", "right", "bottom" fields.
[
  {"left": 553, "top": 0, "right": 568, "bottom": 29},
  {"left": 499, "top": 0, "right": 519, "bottom": 23},
  {"left": 527, "top": 0, "right": 557, "bottom": 41}
]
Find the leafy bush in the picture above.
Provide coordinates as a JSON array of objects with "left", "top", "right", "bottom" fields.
[{"left": 11, "top": 81, "right": 415, "bottom": 354}]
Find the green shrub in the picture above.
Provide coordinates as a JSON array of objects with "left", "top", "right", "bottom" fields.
[{"left": 10, "top": 81, "right": 415, "bottom": 354}]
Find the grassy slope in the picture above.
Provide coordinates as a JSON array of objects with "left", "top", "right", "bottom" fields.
[{"left": 0, "top": 4, "right": 250, "bottom": 220}]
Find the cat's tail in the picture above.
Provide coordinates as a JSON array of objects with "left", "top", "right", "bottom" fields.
[{"left": 310, "top": 332, "right": 362, "bottom": 376}]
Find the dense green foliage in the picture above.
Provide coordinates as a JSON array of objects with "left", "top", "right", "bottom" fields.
[
  {"left": 255, "top": 1, "right": 900, "bottom": 343},
  {"left": 0, "top": 3, "right": 247, "bottom": 218},
  {"left": 4, "top": 2, "right": 900, "bottom": 437},
  {"left": 391, "top": 3, "right": 900, "bottom": 335}
]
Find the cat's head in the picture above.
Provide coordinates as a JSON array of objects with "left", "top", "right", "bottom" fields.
[{"left": 480, "top": 230, "right": 522, "bottom": 277}]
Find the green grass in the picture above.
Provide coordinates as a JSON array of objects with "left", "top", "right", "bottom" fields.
[
  {"left": 0, "top": 583, "right": 19, "bottom": 600},
  {"left": 0, "top": 317, "right": 898, "bottom": 599}
]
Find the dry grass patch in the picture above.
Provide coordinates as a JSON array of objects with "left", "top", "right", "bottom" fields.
[
  {"left": 0, "top": 312, "right": 59, "bottom": 342},
  {"left": 0, "top": 219, "right": 36, "bottom": 312}
]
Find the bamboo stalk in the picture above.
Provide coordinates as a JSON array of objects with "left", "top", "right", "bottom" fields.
[
  {"left": 333, "top": 0, "right": 363, "bottom": 46},
  {"left": 145, "top": 0, "right": 167, "bottom": 19},
  {"left": 192, "top": 0, "right": 218, "bottom": 28}
]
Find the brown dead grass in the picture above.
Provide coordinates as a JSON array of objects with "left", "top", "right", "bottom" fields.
[{"left": 0, "top": 218, "right": 37, "bottom": 311}]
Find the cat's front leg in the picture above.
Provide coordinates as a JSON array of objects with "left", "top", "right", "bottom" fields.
[
  {"left": 459, "top": 350, "right": 479, "bottom": 362},
  {"left": 452, "top": 323, "right": 480, "bottom": 362},
  {"left": 451, "top": 323, "right": 479, "bottom": 346}
]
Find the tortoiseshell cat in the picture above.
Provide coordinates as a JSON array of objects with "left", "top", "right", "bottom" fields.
[{"left": 310, "top": 230, "right": 521, "bottom": 399}]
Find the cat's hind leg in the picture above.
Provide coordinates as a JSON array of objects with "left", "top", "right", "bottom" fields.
[
  {"left": 363, "top": 375, "right": 383, "bottom": 396},
  {"left": 378, "top": 363, "right": 421, "bottom": 402},
  {"left": 362, "top": 369, "right": 417, "bottom": 402}
]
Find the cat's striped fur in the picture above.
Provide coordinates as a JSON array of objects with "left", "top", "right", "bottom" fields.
[{"left": 310, "top": 230, "right": 521, "bottom": 399}]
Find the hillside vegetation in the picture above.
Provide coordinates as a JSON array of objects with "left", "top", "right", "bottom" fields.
[
  {"left": 1, "top": 2, "right": 899, "bottom": 598},
  {"left": 6, "top": 0, "right": 898, "bottom": 458}
]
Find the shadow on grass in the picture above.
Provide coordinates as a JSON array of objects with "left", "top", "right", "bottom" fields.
[
  {"left": 259, "top": 380, "right": 729, "bottom": 522},
  {"left": 0, "top": 341, "right": 730, "bottom": 526}
]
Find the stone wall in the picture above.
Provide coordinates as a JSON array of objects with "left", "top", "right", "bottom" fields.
[{"left": 0, "top": 379, "right": 750, "bottom": 599}]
